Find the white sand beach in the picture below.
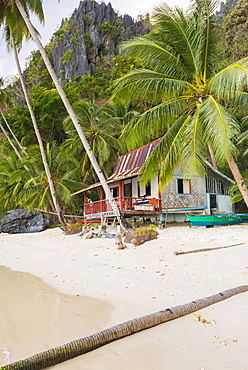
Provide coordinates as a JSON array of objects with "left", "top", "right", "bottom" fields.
[{"left": 0, "top": 224, "right": 248, "bottom": 369}]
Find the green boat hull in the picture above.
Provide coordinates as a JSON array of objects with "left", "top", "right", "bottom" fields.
[{"left": 185, "top": 213, "right": 248, "bottom": 226}]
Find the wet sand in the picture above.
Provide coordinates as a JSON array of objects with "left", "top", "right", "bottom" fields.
[
  {"left": 0, "top": 266, "right": 112, "bottom": 366},
  {"left": 0, "top": 226, "right": 248, "bottom": 369}
]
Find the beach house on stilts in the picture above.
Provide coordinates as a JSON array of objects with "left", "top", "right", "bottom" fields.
[{"left": 72, "top": 138, "right": 234, "bottom": 225}]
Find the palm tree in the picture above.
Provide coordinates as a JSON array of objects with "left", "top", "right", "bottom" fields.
[
  {"left": 0, "top": 142, "right": 82, "bottom": 216},
  {"left": 62, "top": 100, "right": 121, "bottom": 183},
  {"left": 1, "top": 6, "right": 68, "bottom": 230},
  {"left": 16, "top": 143, "right": 82, "bottom": 213},
  {"left": 3, "top": 285, "right": 248, "bottom": 369},
  {"left": 0, "top": 144, "right": 27, "bottom": 213},
  {"left": 112, "top": 0, "right": 248, "bottom": 207},
  {"left": 0, "top": 0, "right": 130, "bottom": 233}
]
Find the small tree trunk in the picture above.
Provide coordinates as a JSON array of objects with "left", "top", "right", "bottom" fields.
[
  {"left": 208, "top": 144, "right": 218, "bottom": 170},
  {"left": 10, "top": 33, "right": 68, "bottom": 231},
  {"left": 0, "top": 118, "right": 23, "bottom": 161},
  {"left": 0, "top": 107, "right": 28, "bottom": 156},
  {"left": 226, "top": 154, "right": 248, "bottom": 207},
  {"left": 15, "top": 0, "right": 128, "bottom": 233}
]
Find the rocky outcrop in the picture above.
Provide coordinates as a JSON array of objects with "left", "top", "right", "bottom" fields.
[
  {"left": 51, "top": 0, "right": 149, "bottom": 81},
  {"left": 216, "top": 0, "right": 238, "bottom": 19},
  {"left": 0, "top": 209, "right": 49, "bottom": 234}
]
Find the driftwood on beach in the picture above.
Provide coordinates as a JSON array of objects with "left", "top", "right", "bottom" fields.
[
  {"left": 2, "top": 285, "right": 248, "bottom": 370},
  {"left": 174, "top": 242, "right": 246, "bottom": 255}
]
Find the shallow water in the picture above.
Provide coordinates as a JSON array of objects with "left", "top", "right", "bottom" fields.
[{"left": 0, "top": 265, "right": 113, "bottom": 366}]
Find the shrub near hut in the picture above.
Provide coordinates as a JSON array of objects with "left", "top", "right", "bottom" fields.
[
  {"left": 131, "top": 227, "right": 158, "bottom": 246},
  {"left": 64, "top": 223, "right": 83, "bottom": 235}
]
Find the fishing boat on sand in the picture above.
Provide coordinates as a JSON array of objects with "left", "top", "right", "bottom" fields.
[{"left": 185, "top": 213, "right": 248, "bottom": 227}]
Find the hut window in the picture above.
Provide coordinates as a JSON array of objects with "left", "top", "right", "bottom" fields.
[
  {"left": 138, "top": 182, "right": 151, "bottom": 197},
  {"left": 177, "top": 179, "right": 191, "bottom": 194},
  {"left": 111, "top": 187, "right": 119, "bottom": 198},
  {"left": 145, "top": 184, "right": 151, "bottom": 196},
  {"left": 206, "top": 175, "right": 230, "bottom": 195}
]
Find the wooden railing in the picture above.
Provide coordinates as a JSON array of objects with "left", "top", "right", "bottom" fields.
[{"left": 84, "top": 197, "right": 161, "bottom": 216}]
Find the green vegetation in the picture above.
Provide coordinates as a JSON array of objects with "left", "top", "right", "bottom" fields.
[
  {"left": 61, "top": 49, "right": 73, "bottom": 65},
  {"left": 132, "top": 227, "right": 158, "bottom": 238},
  {"left": 112, "top": 0, "right": 248, "bottom": 205},
  {"left": 131, "top": 226, "right": 158, "bottom": 245},
  {"left": 0, "top": 0, "right": 248, "bottom": 223},
  {"left": 100, "top": 19, "right": 121, "bottom": 40}
]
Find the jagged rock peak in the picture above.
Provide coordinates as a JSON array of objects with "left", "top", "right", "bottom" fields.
[
  {"left": 51, "top": 0, "right": 149, "bottom": 82},
  {"left": 216, "top": 0, "right": 238, "bottom": 18}
]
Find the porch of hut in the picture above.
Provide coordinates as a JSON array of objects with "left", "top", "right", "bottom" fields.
[{"left": 71, "top": 139, "right": 163, "bottom": 225}]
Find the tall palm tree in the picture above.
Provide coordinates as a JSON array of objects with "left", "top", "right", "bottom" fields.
[
  {"left": 1, "top": 6, "right": 68, "bottom": 229},
  {"left": 62, "top": 101, "right": 121, "bottom": 183},
  {"left": 112, "top": 0, "right": 248, "bottom": 207},
  {"left": 0, "top": 0, "right": 130, "bottom": 232}
]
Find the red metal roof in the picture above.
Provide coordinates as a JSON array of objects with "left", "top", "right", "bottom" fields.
[
  {"left": 71, "top": 138, "right": 161, "bottom": 195},
  {"left": 108, "top": 138, "right": 161, "bottom": 181}
]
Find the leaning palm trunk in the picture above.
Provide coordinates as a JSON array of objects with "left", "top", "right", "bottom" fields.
[
  {"left": 227, "top": 155, "right": 248, "bottom": 206},
  {"left": 2, "top": 285, "right": 248, "bottom": 370},
  {"left": 10, "top": 32, "right": 68, "bottom": 230},
  {"left": 15, "top": 0, "right": 129, "bottom": 233}
]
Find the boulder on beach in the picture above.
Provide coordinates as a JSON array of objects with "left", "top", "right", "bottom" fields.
[
  {"left": 0, "top": 209, "right": 49, "bottom": 234},
  {"left": 81, "top": 231, "right": 93, "bottom": 239}
]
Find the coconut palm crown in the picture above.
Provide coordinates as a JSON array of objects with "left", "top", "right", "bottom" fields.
[
  {"left": 112, "top": 0, "right": 248, "bottom": 204},
  {"left": 62, "top": 101, "right": 121, "bottom": 183}
]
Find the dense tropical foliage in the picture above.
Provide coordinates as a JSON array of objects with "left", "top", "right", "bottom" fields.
[
  {"left": 0, "top": 0, "right": 248, "bottom": 220},
  {"left": 112, "top": 0, "right": 248, "bottom": 205}
]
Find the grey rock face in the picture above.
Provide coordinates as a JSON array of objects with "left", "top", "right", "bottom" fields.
[
  {"left": 216, "top": 0, "right": 238, "bottom": 19},
  {"left": 0, "top": 209, "right": 49, "bottom": 234},
  {"left": 52, "top": 0, "right": 149, "bottom": 81}
]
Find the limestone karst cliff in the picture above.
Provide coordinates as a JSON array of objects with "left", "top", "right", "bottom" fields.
[{"left": 50, "top": 0, "right": 149, "bottom": 82}]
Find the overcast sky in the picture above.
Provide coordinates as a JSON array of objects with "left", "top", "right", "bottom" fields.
[{"left": 0, "top": 0, "right": 186, "bottom": 81}]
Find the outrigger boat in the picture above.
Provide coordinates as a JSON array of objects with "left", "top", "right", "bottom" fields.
[{"left": 185, "top": 213, "right": 248, "bottom": 227}]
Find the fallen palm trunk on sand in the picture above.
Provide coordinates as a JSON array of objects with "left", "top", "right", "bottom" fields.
[
  {"left": 2, "top": 285, "right": 248, "bottom": 370},
  {"left": 174, "top": 242, "right": 245, "bottom": 255}
]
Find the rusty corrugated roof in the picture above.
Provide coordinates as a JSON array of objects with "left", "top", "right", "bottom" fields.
[
  {"left": 71, "top": 138, "right": 161, "bottom": 195},
  {"left": 108, "top": 138, "right": 161, "bottom": 181}
]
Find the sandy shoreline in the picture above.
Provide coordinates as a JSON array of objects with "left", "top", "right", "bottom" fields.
[{"left": 0, "top": 224, "right": 248, "bottom": 369}]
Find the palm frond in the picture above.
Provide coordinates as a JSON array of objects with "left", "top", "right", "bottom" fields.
[
  {"left": 120, "top": 96, "right": 189, "bottom": 150},
  {"left": 209, "top": 57, "right": 248, "bottom": 100},
  {"left": 112, "top": 69, "right": 195, "bottom": 103},
  {"left": 120, "top": 37, "right": 190, "bottom": 79},
  {"left": 199, "top": 96, "right": 239, "bottom": 163},
  {"left": 183, "top": 106, "right": 208, "bottom": 176},
  {"left": 140, "top": 115, "right": 190, "bottom": 189},
  {"left": 152, "top": 3, "right": 199, "bottom": 75}
]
